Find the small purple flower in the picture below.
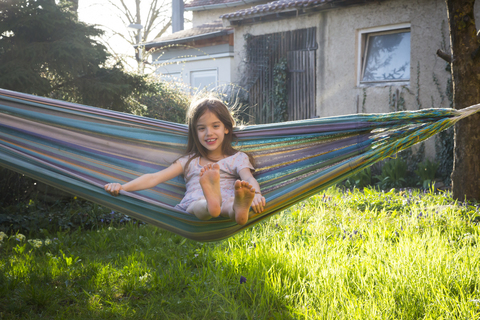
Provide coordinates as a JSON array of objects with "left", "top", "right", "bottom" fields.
[
  {"left": 240, "top": 276, "right": 247, "bottom": 284},
  {"left": 110, "top": 210, "right": 115, "bottom": 215}
]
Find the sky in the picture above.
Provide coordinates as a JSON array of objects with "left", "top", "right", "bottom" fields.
[
  {"left": 77, "top": 0, "right": 191, "bottom": 72},
  {"left": 78, "top": 1, "right": 136, "bottom": 69}
]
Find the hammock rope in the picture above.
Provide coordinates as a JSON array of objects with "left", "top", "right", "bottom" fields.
[{"left": 1, "top": 88, "right": 479, "bottom": 241}]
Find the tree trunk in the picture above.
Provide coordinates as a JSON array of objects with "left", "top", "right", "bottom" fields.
[
  {"left": 446, "top": 0, "right": 480, "bottom": 201},
  {"left": 135, "top": 0, "right": 145, "bottom": 74}
]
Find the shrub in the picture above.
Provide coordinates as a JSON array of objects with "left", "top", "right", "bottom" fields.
[
  {"left": 375, "top": 158, "right": 408, "bottom": 190},
  {"left": 0, "top": 168, "right": 39, "bottom": 207},
  {"left": 0, "top": 197, "right": 142, "bottom": 236},
  {"left": 344, "top": 167, "right": 373, "bottom": 189},
  {"left": 415, "top": 159, "right": 439, "bottom": 189},
  {"left": 137, "top": 79, "right": 191, "bottom": 124}
]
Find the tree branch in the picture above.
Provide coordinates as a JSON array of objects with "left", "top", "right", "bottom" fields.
[{"left": 436, "top": 49, "right": 452, "bottom": 63}]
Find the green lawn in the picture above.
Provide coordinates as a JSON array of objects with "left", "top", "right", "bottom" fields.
[{"left": 1, "top": 187, "right": 479, "bottom": 319}]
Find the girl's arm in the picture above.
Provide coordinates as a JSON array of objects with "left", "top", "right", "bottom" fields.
[
  {"left": 238, "top": 168, "right": 266, "bottom": 213},
  {"left": 105, "top": 161, "right": 183, "bottom": 196}
]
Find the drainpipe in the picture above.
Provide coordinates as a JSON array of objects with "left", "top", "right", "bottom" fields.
[{"left": 172, "top": 0, "right": 184, "bottom": 33}]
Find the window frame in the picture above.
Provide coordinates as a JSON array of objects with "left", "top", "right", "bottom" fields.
[{"left": 357, "top": 23, "right": 411, "bottom": 86}]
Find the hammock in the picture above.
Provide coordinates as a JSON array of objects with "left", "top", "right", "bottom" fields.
[{"left": 1, "top": 88, "right": 479, "bottom": 241}]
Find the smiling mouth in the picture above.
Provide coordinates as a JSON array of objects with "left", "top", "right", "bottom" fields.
[{"left": 205, "top": 138, "right": 217, "bottom": 144}]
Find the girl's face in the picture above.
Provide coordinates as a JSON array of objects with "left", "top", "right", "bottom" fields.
[{"left": 196, "top": 110, "right": 229, "bottom": 157}]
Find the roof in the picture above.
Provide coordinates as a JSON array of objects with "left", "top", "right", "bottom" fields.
[
  {"left": 221, "top": 0, "right": 381, "bottom": 21},
  {"left": 144, "top": 20, "right": 232, "bottom": 49},
  {"left": 185, "top": 0, "right": 264, "bottom": 11}
]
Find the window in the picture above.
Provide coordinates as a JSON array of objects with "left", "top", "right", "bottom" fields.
[
  {"left": 190, "top": 69, "right": 217, "bottom": 91},
  {"left": 359, "top": 26, "right": 410, "bottom": 85}
]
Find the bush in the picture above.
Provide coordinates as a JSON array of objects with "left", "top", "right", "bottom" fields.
[
  {"left": 344, "top": 167, "right": 372, "bottom": 189},
  {"left": 0, "top": 196, "right": 142, "bottom": 236},
  {"left": 137, "top": 79, "right": 191, "bottom": 124},
  {"left": 415, "top": 159, "right": 439, "bottom": 189},
  {"left": 0, "top": 168, "right": 39, "bottom": 207},
  {"left": 1, "top": 167, "right": 76, "bottom": 205},
  {"left": 375, "top": 158, "right": 408, "bottom": 190}
]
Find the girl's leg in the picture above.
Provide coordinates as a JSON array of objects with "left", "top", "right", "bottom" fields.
[
  {"left": 221, "top": 180, "right": 255, "bottom": 225},
  {"left": 199, "top": 163, "right": 222, "bottom": 217},
  {"left": 186, "top": 200, "right": 212, "bottom": 220}
]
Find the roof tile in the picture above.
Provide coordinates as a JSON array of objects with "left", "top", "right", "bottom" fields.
[
  {"left": 185, "top": 0, "right": 262, "bottom": 9},
  {"left": 221, "top": 0, "right": 359, "bottom": 19},
  {"left": 144, "top": 20, "right": 231, "bottom": 48}
]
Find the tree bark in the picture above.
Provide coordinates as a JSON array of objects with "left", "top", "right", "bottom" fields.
[{"left": 446, "top": 0, "right": 480, "bottom": 201}]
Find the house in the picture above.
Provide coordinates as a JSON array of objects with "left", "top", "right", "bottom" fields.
[
  {"left": 221, "top": 0, "right": 452, "bottom": 124},
  {"left": 148, "top": 0, "right": 454, "bottom": 137},
  {"left": 144, "top": 0, "right": 268, "bottom": 92}
]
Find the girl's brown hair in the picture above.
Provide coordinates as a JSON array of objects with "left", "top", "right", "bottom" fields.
[{"left": 183, "top": 97, "right": 254, "bottom": 171}]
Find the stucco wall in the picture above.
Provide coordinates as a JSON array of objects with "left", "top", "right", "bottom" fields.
[{"left": 231, "top": 0, "right": 451, "bottom": 157}]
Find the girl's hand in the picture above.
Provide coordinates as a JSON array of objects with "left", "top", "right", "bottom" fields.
[
  {"left": 251, "top": 194, "right": 266, "bottom": 213},
  {"left": 105, "top": 183, "right": 123, "bottom": 197}
]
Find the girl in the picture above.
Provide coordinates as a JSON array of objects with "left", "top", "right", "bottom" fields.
[{"left": 105, "top": 97, "right": 266, "bottom": 225}]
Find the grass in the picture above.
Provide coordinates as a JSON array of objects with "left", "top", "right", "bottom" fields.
[{"left": 1, "top": 187, "right": 480, "bottom": 319}]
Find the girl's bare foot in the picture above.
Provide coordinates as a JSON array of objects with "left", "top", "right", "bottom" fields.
[
  {"left": 233, "top": 180, "right": 255, "bottom": 225},
  {"left": 199, "top": 163, "right": 222, "bottom": 217}
]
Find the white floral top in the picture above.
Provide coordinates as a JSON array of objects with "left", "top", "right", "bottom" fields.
[{"left": 175, "top": 152, "right": 254, "bottom": 211}]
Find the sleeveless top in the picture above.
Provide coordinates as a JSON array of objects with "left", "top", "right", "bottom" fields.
[{"left": 175, "top": 152, "right": 254, "bottom": 211}]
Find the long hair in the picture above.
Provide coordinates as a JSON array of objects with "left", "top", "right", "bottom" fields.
[{"left": 183, "top": 97, "right": 254, "bottom": 171}]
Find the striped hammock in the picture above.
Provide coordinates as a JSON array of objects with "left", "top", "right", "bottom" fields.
[{"left": 1, "top": 88, "right": 479, "bottom": 241}]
